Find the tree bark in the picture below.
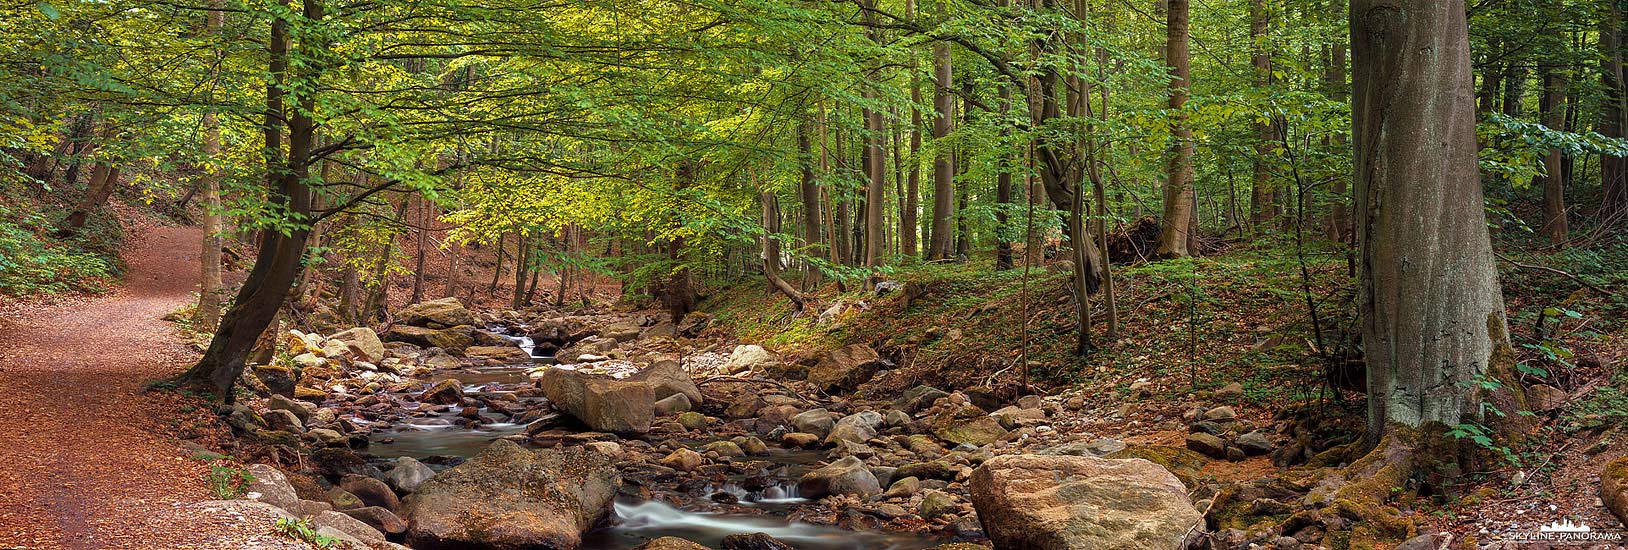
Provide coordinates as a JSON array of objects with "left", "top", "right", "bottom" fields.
[
  {"left": 177, "top": 0, "right": 320, "bottom": 398},
  {"left": 1351, "top": 0, "right": 1514, "bottom": 447},
  {"left": 192, "top": 1, "right": 225, "bottom": 329},
  {"left": 797, "top": 119, "right": 824, "bottom": 290},
  {"left": 762, "top": 191, "right": 805, "bottom": 308},
  {"left": 1601, "top": 4, "right": 1628, "bottom": 219},
  {"left": 927, "top": 37, "right": 956, "bottom": 261},
  {"left": 904, "top": 38, "right": 923, "bottom": 259},
  {"left": 1249, "top": 0, "right": 1277, "bottom": 227},
  {"left": 60, "top": 163, "right": 119, "bottom": 234},
  {"left": 995, "top": 83, "right": 1014, "bottom": 271},
  {"left": 1155, "top": 0, "right": 1196, "bottom": 258},
  {"left": 864, "top": 89, "right": 887, "bottom": 277},
  {"left": 1539, "top": 66, "right": 1568, "bottom": 245}
]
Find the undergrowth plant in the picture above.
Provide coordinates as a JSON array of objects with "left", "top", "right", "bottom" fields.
[
  {"left": 273, "top": 518, "right": 341, "bottom": 548},
  {"left": 205, "top": 462, "right": 254, "bottom": 500}
]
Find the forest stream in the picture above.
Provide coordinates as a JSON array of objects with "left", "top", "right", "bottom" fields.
[{"left": 355, "top": 328, "right": 942, "bottom": 550}]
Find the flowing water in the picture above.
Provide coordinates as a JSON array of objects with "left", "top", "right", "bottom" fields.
[{"left": 365, "top": 334, "right": 946, "bottom": 550}]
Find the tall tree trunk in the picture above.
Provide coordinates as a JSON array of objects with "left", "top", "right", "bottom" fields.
[
  {"left": 488, "top": 232, "right": 506, "bottom": 294},
  {"left": 1325, "top": 31, "right": 1352, "bottom": 243},
  {"left": 513, "top": 233, "right": 529, "bottom": 309},
  {"left": 1539, "top": 66, "right": 1568, "bottom": 245},
  {"left": 1249, "top": 0, "right": 1276, "bottom": 227},
  {"left": 904, "top": 39, "right": 923, "bottom": 258},
  {"left": 864, "top": 89, "right": 887, "bottom": 277},
  {"left": 927, "top": 37, "right": 956, "bottom": 260},
  {"left": 177, "top": 0, "right": 321, "bottom": 398},
  {"left": 1602, "top": 3, "right": 1628, "bottom": 219},
  {"left": 193, "top": 2, "right": 225, "bottom": 329},
  {"left": 833, "top": 127, "right": 853, "bottom": 267},
  {"left": 797, "top": 119, "right": 824, "bottom": 290},
  {"left": 996, "top": 82, "right": 1015, "bottom": 271},
  {"left": 954, "top": 81, "right": 973, "bottom": 260},
  {"left": 1155, "top": 0, "right": 1196, "bottom": 258},
  {"left": 762, "top": 191, "right": 806, "bottom": 308},
  {"left": 1351, "top": 0, "right": 1515, "bottom": 449},
  {"left": 410, "top": 197, "right": 429, "bottom": 304}
]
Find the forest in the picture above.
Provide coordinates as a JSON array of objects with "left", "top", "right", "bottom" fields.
[{"left": 0, "top": 0, "right": 1626, "bottom": 549}]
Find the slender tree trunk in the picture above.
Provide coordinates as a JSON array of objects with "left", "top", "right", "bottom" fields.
[
  {"left": 513, "top": 233, "right": 529, "bottom": 309},
  {"left": 995, "top": 86, "right": 1015, "bottom": 271},
  {"left": 864, "top": 90, "right": 887, "bottom": 277},
  {"left": 954, "top": 81, "right": 973, "bottom": 260},
  {"left": 1155, "top": 0, "right": 1196, "bottom": 258},
  {"left": 489, "top": 232, "right": 506, "bottom": 294},
  {"left": 1601, "top": 4, "right": 1628, "bottom": 219},
  {"left": 1539, "top": 66, "right": 1568, "bottom": 245},
  {"left": 762, "top": 191, "right": 805, "bottom": 308},
  {"left": 928, "top": 37, "right": 956, "bottom": 260},
  {"left": 797, "top": 119, "right": 824, "bottom": 290},
  {"left": 1352, "top": 0, "right": 1515, "bottom": 448},
  {"left": 1249, "top": 0, "right": 1276, "bottom": 227},
  {"left": 1325, "top": 35, "right": 1352, "bottom": 243},
  {"left": 905, "top": 71, "right": 923, "bottom": 259},
  {"left": 193, "top": 3, "right": 225, "bottom": 329},
  {"left": 833, "top": 127, "right": 853, "bottom": 267},
  {"left": 410, "top": 198, "right": 429, "bottom": 304}
]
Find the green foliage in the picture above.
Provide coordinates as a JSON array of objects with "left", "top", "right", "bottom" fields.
[
  {"left": 205, "top": 462, "right": 254, "bottom": 500},
  {"left": 273, "top": 518, "right": 341, "bottom": 549},
  {"left": 0, "top": 199, "right": 116, "bottom": 296}
]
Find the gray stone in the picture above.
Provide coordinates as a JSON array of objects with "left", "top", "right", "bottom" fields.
[{"left": 402, "top": 440, "right": 618, "bottom": 550}]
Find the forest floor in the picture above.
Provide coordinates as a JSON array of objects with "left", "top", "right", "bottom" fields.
[{"left": 0, "top": 217, "right": 307, "bottom": 550}]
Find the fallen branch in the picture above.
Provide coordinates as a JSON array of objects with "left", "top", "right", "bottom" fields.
[{"left": 1494, "top": 251, "right": 1613, "bottom": 297}]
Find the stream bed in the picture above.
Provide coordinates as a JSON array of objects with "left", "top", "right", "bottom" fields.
[{"left": 363, "top": 361, "right": 945, "bottom": 550}]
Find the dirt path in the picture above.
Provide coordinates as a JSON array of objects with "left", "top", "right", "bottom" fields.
[{"left": 0, "top": 224, "right": 290, "bottom": 549}]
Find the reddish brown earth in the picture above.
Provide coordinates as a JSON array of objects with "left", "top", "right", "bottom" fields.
[{"left": 0, "top": 222, "right": 300, "bottom": 549}]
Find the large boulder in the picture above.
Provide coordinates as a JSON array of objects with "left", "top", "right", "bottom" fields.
[
  {"left": 968, "top": 454, "right": 1202, "bottom": 550},
  {"left": 825, "top": 411, "right": 883, "bottom": 445},
  {"left": 629, "top": 360, "right": 703, "bottom": 406},
  {"left": 791, "top": 409, "right": 836, "bottom": 439},
  {"left": 403, "top": 440, "right": 618, "bottom": 550},
  {"left": 933, "top": 413, "right": 1008, "bottom": 447},
  {"left": 538, "top": 367, "right": 655, "bottom": 434},
  {"left": 1602, "top": 457, "right": 1628, "bottom": 526},
  {"left": 467, "top": 345, "right": 534, "bottom": 364},
  {"left": 806, "top": 344, "right": 885, "bottom": 393},
  {"left": 384, "top": 325, "right": 474, "bottom": 353},
  {"left": 245, "top": 464, "right": 300, "bottom": 511},
  {"left": 554, "top": 336, "right": 617, "bottom": 364},
  {"left": 327, "top": 328, "right": 386, "bottom": 363},
  {"left": 718, "top": 345, "right": 778, "bottom": 375},
  {"left": 386, "top": 457, "right": 436, "bottom": 494},
  {"left": 797, "top": 456, "right": 881, "bottom": 499},
  {"left": 420, "top": 379, "right": 465, "bottom": 405},
  {"left": 399, "top": 297, "right": 477, "bottom": 328},
  {"left": 340, "top": 474, "right": 401, "bottom": 512}
]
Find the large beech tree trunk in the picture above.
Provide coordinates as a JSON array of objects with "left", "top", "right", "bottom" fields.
[
  {"left": 1351, "top": 0, "right": 1513, "bottom": 448},
  {"left": 1155, "top": 0, "right": 1196, "bottom": 258},
  {"left": 178, "top": 0, "right": 320, "bottom": 398}
]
